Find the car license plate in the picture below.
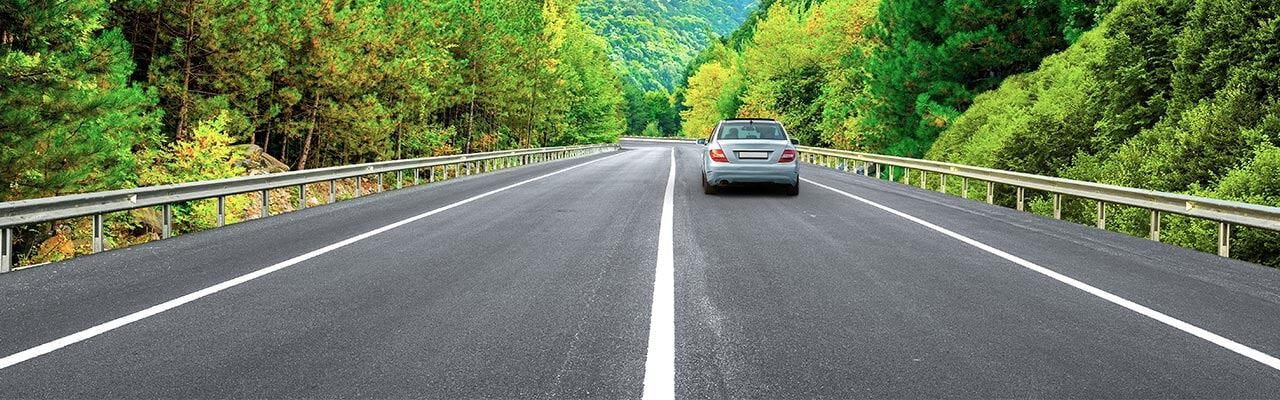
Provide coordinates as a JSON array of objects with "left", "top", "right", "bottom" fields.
[{"left": 738, "top": 151, "right": 769, "bottom": 159}]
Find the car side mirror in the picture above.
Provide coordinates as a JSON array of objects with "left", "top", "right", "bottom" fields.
[
  {"left": 790, "top": 139, "right": 799, "bottom": 145},
  {"left": 696, "top": 139, "right": 707, "bottom": 145}
]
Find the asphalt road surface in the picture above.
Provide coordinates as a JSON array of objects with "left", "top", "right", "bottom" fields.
[{"left": 1, "top": 139, "right": 1279, "bottom": 398}]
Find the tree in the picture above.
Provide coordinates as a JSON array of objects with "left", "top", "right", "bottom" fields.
[
  {"left": 681, "top": 60, "right": 742, "bottom": 138},
  {"left": 861, "top": 0, "right": 1098, "bottom": 156},
  {"left": 1, "top": 0, "right": 161, "bottom": 201}
]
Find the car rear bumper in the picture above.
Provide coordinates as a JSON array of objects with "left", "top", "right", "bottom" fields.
[{"left": 706, "top": 163, "right": 799, "bottom": 186}]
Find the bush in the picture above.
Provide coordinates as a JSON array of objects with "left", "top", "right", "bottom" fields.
[{"left": 139, "top": 112, "right": 250, "bottom": 234}]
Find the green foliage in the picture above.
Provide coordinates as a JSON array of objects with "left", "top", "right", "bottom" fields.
[
  {"left": 4, "top": 0, "right": 625, "bottom": 193},
  {"left": 861, "top": 0, "right": 1105, "bottom": 157},
  {"left": 930, "top": 0, "right": 1280, "bottom": 266},
  {"left": 927, "top": 28, "right": 1108, "bottom": 174},
  {"left": 1, "top": 0, "right": 161, "bottom": 201},
  {"left": 1187, "top": 145, "right": 1280, "bottom": 266},
  {"left": 682, "top": 59, "right": 744, "bottom": 138},
  {"left": 577, "top": 0, "right": 755, "bottom": 135},
  {"left": 624, "top": 86, "right": 681, "bottom": 137},
  {"left": 679, "top": 0, "right": 878, "bottom": 145},
  {"left": 139, "top": 112, "right": 249, "bottom": 233},
  {"left": 578, "top": 0, "right": 755, "bottom": 91},
  {"left": 2, "top": 0, "right": 628, "bottom": 265}
]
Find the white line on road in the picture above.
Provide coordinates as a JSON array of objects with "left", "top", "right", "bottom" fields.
[
  {"left": 643, "top": 148, "right": 677, "bottom": 399},
  {"left": 0, "top": 151, "right": 628, "bottom": 371},
  {"left": 802, "top": 177, "right": 1280, "bottom": 372}
]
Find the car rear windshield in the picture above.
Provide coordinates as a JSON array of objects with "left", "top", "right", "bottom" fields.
[{"left": 716, "top": 122, "right": 787, "bottom": 140}]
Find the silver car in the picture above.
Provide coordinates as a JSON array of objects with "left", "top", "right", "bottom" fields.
[{"left": 697, "top": 119, "right": 800, "bottom": 195}]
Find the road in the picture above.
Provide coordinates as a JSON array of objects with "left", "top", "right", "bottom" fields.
[{"left": 1, "top": 140, "right": 1279, "bottom": 398}]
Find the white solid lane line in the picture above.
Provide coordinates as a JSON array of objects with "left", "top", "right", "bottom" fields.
[
  {"left": 643, "top": 148, "right": 677, "bottom": 399},
  {"left": 0, "top": 151, "right": 627, "bottom": 371},
  {"left": 802, "top": 177, "right": 1280, "bottom": 372}
]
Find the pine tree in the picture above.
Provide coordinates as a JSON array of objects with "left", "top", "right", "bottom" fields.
[{"left": 1, "top": 0, "right": 161, "bottom": 200}]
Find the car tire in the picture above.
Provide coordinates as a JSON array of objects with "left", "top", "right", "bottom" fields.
[
  {"left": 785, "top": 181, "right": 799, "bottom": 196},
  {"left": 702, "top": 173, "right": 717, "bottom": 195}
]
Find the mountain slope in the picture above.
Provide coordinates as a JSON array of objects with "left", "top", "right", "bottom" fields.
[{"left": 579, "top": 0, "right": 756, "bottom": 91}]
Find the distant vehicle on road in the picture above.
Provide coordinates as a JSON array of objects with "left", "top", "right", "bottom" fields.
[{"left": 697, "top": 119, "right": 800, "bottom": 195}]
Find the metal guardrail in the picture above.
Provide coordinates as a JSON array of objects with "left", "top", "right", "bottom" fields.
[
  {"left": 0, "top": 144, "right": 619, "bottom": 272},
  {"left": 620, "top": 136, "right": 1280, "bottom": 258}
]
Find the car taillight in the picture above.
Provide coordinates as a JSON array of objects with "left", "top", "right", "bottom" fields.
[
  {"left": 709, "top": 148, "right": 728, "bottom": 163},
  {"left": 779, "top": 149, "right": 796, "bottom": 163}
]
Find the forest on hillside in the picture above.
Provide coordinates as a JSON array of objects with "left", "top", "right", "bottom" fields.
[
  {"left": 2, "top": 0, "right": 625, "bottom": 264},
  {"left": 578, "top": 0, "right": 754, "bottom": 138},
  {"left": 671, "top": 0, "right": 1280, "bottom": 266},
  {"left": 578, "top": 0, "right": 754, "bottom": 91}
]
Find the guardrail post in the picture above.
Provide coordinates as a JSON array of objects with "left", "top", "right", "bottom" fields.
[
  {"left": 986, "top": 182, "right": 994, "bottom": 204},
  {"left": 298, "top": 184, "right": 307, "bottom": 209},
  {"left": 261, "top": 189, "right": 271, "bottom": 216},
  {"left": 429, "top": 167, "right": 435, "bottom": 183},
  {"left": 466, "top": 162, "right": 472, "bottom": 176},
  {"left": 216, "top": 197, "right": 226, "bottom": 227},
  {"left": 414, "top": 169, "right": 420, "bottom": 186},
  {"left": 904, "top": 169, "right": 910, "bottom": 185},
  {"left": 397, "top": 171, "right": 404, "bottom": 189},
  {"left": 1016, "top": 187, "right": 1025, "bottom": 211},
  {"left": 1218, "top": 223, "right": 1231, "bottom": 257},
  {"left": 919, "top": 171, "right": 927, "bottom": 189},
  {"left": 1053, "top": 194, "right": 1062, "bottom": 220},
  {"left": 162, "top": 204, "right": 173, "bottom": 239},
  {"left": 93, "top": 214, "right": 105, "bottom": 253},
  {"left": 1150, "top": 210, "right": 1161, "bottom": 241},
  {"left": 355, "top": 177, "right": 362, "bottom": 197},
  {"left": 962, "top": 177, "right": 969, "bottom": 199},
  {"left": 377, "top": 174, "right": 384, "bottom": 193},
  {"left": 1, "top": 227, "right": 11, "bottom": 273},
  {"left": 875, "top": 164, "right": 882, "bottom": 179},
  {"left": 939, "top": 174, "right": 947, "bottom": 193},
  {"left": 1096, "top": 201, "right": 1107, "bottom": 230}
]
